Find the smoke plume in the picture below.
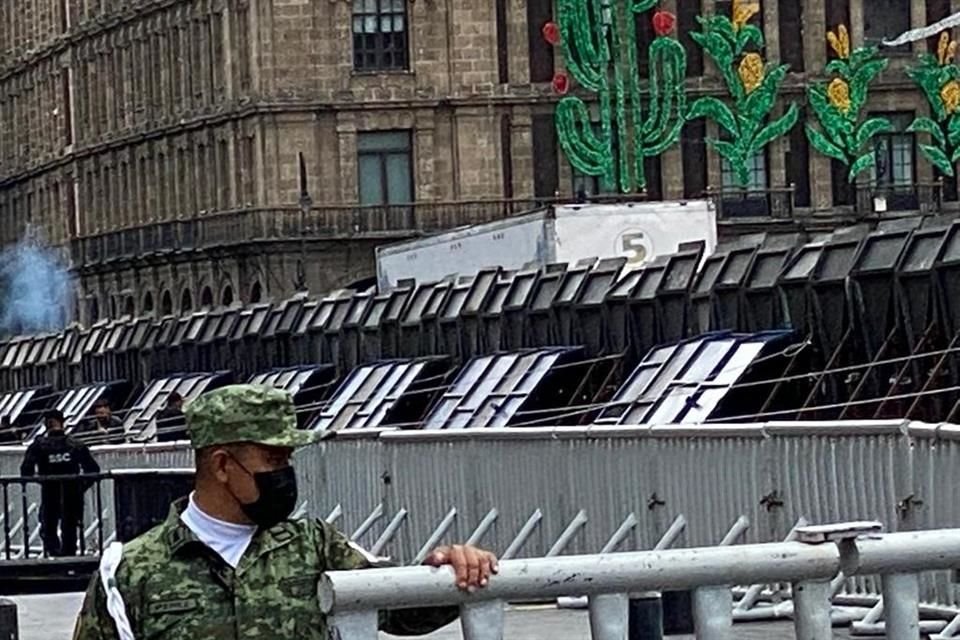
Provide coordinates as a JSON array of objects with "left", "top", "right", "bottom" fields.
[{"left": 0, "top": 228, "right": 73, "bottom": 335}]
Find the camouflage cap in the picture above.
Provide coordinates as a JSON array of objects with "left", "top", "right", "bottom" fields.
[{"left": 185, "top": 384, "right": 319, "bottom": 450}]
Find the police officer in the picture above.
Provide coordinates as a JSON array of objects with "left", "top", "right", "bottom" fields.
[
  {"left": 20, "top": 409, "right": 101, "bottom": 557},
  {"left": 73, "top": 384, "right": 498, "bottom": 639}
]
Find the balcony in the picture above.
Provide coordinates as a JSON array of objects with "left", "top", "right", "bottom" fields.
[
  {"left": 67, "top": 199, "right": 548, "bottom": 266},
  {"left": 706, "top": 186, "right": 796, "bottom": 220}
]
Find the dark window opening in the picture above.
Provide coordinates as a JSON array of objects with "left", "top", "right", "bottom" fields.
[
  {"left": 181, "top": 289, "right": 193, "bottom": 313},
  {"left": 250, "top": 282, "right": 263, "bottom": 304},
  {"left": 635, "top": 8, "right": 656, "bottom": 78},
  {"left": 142, "top": 292, "right": 154, "bottom": 314},
  {"left": 864, "top": 0, "right": 911, "bottom": 53},
  {"left": 927, "top": 0, "right": 952, "bottom": 54},
  {"left": 222, "top": 285, "right": 235, "bottom": 307},
  {"left": 62, "top": 70, "right": 73, "bottom": 146},
  {"left": 201, "top": 286, "right": 214, "bottom": 308},
  {"left": 124, "top": 297, "right": 135, "bottom": 317},
  {"left": 527, "top": 0, "right": 554, "bottom": 83},
  {"left": 357, "top": 130, "right": 414, "bottom": 205},
  {"left": 496, "top": 0, "right": 510, "bottom": 84},
  {"left": 500, "top": 115, "right": 514, "bottom": 199},
  {"left": 787, "top": 107, "right": 811, "bottom": 207},
  {"left": 161, "top": 290, "right": 174, "bottom": 316},
  {"left": 871, "top": 112, "right": 918, "bottom": 211},
  {"left": 682, "top": 120, "right": 708, "bottom": 199},
  {"left": 832, "top": 159, "right": 855, "bottom": 206},
  {"left": 825, "top": 0, "right": 850, "bottom": 43},
  {"left": 89, "top": 298, "right": 99, "bottom": 323},
  {"left": 352, "top": 0, "right": 409, "bottom": 72},
  {"left": 778, "top": 0, "right": 804, "bottom": 71},
  {"left": 678, "top": 0, "right": 704, "bottom": 76},
  {"left": 532, "top": 114, "right": 559, "bottom": 198}
]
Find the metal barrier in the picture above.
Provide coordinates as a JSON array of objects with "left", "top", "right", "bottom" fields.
[
  {"left": 320, "top": 524, "right": 960, "bottom": 640},
  {"left": 0, "top": 473, "right": 109, "bottom": 560}
]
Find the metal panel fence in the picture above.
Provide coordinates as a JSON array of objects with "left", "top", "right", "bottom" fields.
[{"left": 5, "top": 421, "right": 960, "bottom": 606}]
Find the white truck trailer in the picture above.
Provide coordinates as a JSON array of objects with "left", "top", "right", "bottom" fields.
[{"left": 375, "top": 200, "right": 717, "bottom": 291}]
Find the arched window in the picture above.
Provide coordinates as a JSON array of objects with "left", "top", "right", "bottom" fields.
[
  {"left": 221, "top": 285, "right": 234, "bottom": 307},
  {"left": 201, "top": 286, "right": 214, "bottom": 308},
  {"left": 142, "top": 292, "right": 155, "bottom": 314},
  {"left": 161, "top": 290, "right": 173, "bottom": 315},
  {"left": 250, "top": 281, "right": 262, "bottom": 303},
  {"left": 124, "top": 297, "right": 135, "bottom": 317},
  {"left": 181, "top": 289, "right": 193, "bottom": 313},
  {"left": 109, "top": 297, "right": 118, "bottom": 318},
  {"left": 89, "top": 298, "right": 100, "bottom": 323}
]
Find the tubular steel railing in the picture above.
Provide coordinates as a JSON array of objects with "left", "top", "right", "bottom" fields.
[
  {"left": 320, "top": 524, "right": 960, "bottom": 640},
  {"left": 0, "top": 472, "right": 109, "bottom": 560}
]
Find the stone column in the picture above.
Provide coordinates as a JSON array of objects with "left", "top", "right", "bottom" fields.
[
  {"left": 415, "top": 109, "right": 437, "bottom": 201},
  {"left": 336, "top": 113, "right": 358, "bottom": 203}
]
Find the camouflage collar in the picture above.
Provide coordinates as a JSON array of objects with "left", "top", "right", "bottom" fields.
[
  {"left": 161, "top": 497, "right": 304, "bottom": 564},
  {"left": 162, "top": 497, "right": 204, "bottom": 556}
]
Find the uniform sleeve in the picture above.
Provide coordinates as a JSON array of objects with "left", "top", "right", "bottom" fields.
[
  {"left": 19, "top": 443, "right": 37, "bottom": 477},
  {"left": 316, "top": 520, "right": 459, "bottom": 636},
  {"left": 72, "top": 575, "right": 120, "bottom": 640},
  {"left": 75, "top": 443, "right": 101, "bottom": 474}
]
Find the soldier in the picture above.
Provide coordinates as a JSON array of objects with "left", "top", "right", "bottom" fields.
[
  {"left": 73, "top": 384, "right": 498, "bottom": 639},
  {"left": 20, "top": 409, "right": 101, "bottom": 557}
]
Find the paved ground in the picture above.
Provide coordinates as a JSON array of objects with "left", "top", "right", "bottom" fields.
[{"left": 10, "top": 594, "right": 860, "bottom": 639}]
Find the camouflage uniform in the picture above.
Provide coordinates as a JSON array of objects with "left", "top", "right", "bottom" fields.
[{"left": 73, "top": 385, "right": 458, "bottom": 639}]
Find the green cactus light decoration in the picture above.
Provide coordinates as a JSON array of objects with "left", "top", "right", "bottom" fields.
[
  {"left": 549, "top": 0, "right": 687, "bottom": 193},
  {"left": 906, "top": 31, "right": 960, "bottom": 176},
  {"left": 686, "top": 0, "right": 798, "bottom": 187},
  {"left": 806, "top": 25, "right": 892, "bottom": 183}
]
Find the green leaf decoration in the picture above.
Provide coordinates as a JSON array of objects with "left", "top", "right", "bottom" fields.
[
  {"left": 705, "top": 15, "right": 738, "bottom": 45},
  {"left": 951, "top": 146, "right": 960, "bottom": 164},
  {"left": 744, "top": 64, "right": 789, "bottom": 126},
  {"left": 736, "top": 25, "right": 765, "bottom": 54},
  {"left": 909, "top": 117, "right": 947, "bottom": 146},
  {"left": 708, "top": 138, "right": 741, "bottom": 163},
  {"left": 949, "top": 116, "right": 960, "bottom": 147},
  {"left": 854, "top": 118, "right": 894, "bottom": 152},
  {"left": 632, "top": 0, "right": 658, "bottom": 11},
  {"left": 825, "top": 60, "right": 849, "bottom": 76},
  {"left": 806, "top": 124, "right": 848, "bottom": 163},
  {"left": 920, "top": 143, "right": 955, "bottom": 176},
  {"left": 850, "top": 59, "right": 888, "bottom": 109},
  {"left": 848, "top": 153, "right": 876, "bottom": 182},
  {"left": 687, "top": 97, "right": 739, "bottom": 137},
  {"left": 752, "top": 103, "right": 799, "bottom": 152}
]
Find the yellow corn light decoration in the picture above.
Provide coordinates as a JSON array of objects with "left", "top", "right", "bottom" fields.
[
  {"left": 827, "top": 78, "right": 851, "bottom": 113},
  {"left": 732, "top": 0, "right": 761, "bottom": 32},
  {"left": 827, "top": 25, "right": 850, "bottom": 60},
  {"left": 739, "top": 53, "right": 764, "bottom": 94},
  {"left": 942, "top": 80, "right": 960, "bottom": 114}
]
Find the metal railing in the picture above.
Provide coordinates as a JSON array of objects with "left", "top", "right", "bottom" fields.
[
  {"left": 0, "top": 473, "right": 109, "bottom": 560},
  {"left": 855, "top": 181, "right": 944, "bottom": 216},
  {"left": 66, "top": 199, "right": 546, "bottom": 266},
  {"left": 321, "top": 523, "right": 960, "bottom": 640},
  {"left": 705, "top": 185, "right": 796, "bottom": 220}
]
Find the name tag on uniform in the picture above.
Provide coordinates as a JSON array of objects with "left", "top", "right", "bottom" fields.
[{"left": 147, "top": 599, "right": 197, "bottom": 615}]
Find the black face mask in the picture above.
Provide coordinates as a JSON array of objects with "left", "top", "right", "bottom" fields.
[{"left": 227, "top": 455, "right": 298, "bottom": 529}]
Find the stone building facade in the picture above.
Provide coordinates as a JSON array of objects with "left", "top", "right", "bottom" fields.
[{"left": 0, "top": 0, "right": 956, "bottom": 325}]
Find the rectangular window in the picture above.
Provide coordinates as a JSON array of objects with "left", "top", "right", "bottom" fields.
[
  {"left": 352, "top": 0, "right": 408, "bottom": 72},
  {"left": 778, "top": 0, "right": 804, "bottom": 71},
  {"left": 832, "top": 160, "right": 854, "bottom": 206},
  {"left": 496, "top": 0, "right": 509, "bottom": 84},
  {"left": 787, "top": 107, "right": 811, "bottom": 207},
  {"left": 62, "top": 67, "right": 73, "bottom": 146},
  {"left": 527, "top": 0, "right": 554, "bottom": 83},
  {"left": 927, "top": 0, "right": 952, "bottom": 54},
  {"left": 682, "top": 120, "right": 707, "bottom": 198},
  {"left": 571, "top": 121, "right": 615, "bottom": 198},
  {"left": 635, "top": 9, "right": 655, "bottom": 78},
  {"left": 864, "top": 0, "right": 911, "bottom": 53},
  {"left": 722, "top": 151, "right": 767, "bottom": 192},
  {"left": 871, "top": 112, "right": 918, "bottom": 211},
  {"left": 357, "top": 130, "right": 413, "bottom": 205},
  {"left": 679, "top": 0, "right": 704, "bottom": 77},
  {"left": 531, "top": 114, "right": 559, "bottom": 198},
  {"left": 500, "top": 115, "right": 513, "bottom": 198},
  {"left": 721, "top": 144, "right": 770, "bottom": 217}
]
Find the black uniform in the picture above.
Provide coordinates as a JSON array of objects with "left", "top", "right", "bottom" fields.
[{"left": 20, "top": 432, "right": 100, "bottom": 557}]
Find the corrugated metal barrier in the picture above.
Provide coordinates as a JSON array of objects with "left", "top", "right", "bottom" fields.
[{"left": 4, "top": 421, "right": 960, "bottom": 609}]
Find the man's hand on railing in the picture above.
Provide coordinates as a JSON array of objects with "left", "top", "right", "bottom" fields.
[{"left": 423, "top": 544, "right": 499, "bottom": 592}]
